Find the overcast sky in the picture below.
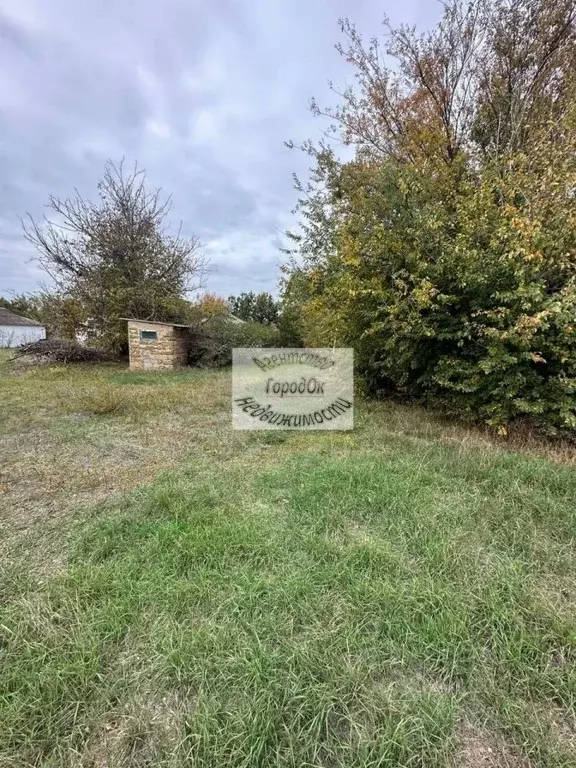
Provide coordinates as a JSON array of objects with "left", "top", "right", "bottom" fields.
[{"left": 0, "top": 0, "right": 440, "bottom": 299}]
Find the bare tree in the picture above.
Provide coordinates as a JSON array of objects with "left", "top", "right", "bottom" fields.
[
  {"left": 473, "top": 0, "right": 576, "bottom": 156},
  {"left": 310, "top": 0, "right": 575, "bottom": 165},
  {"left": 311, "top": 1, "right": 490, "bottom": 166}
]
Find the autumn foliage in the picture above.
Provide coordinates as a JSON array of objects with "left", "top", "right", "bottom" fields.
[{"left": 284, "top": 0, "right": 576, "bottom": 435}]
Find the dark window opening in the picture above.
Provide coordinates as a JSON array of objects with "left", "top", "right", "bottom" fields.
[{"left": 140, "top": 330, "right": 158, "bottom": 341}]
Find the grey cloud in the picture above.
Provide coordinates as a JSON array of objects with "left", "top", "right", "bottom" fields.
[{"left": 0, "top": 0, "right": 440, "bottom": 298}]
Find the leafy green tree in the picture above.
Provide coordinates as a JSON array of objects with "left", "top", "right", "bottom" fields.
[
  {"left": 0, "top": 293, "right": 43, "bottom": 322},
  {"left": 277, "top": 270, "right": 307, "bottom": 347},
  {"left": 228, "top": 291, "right": 280, "bottom": 325},
  {"left": 228, "top": 292, "right": 254, "bottom": 321},
  {"left": 22, "top": 160, "right": 206, "bottom": 353}
]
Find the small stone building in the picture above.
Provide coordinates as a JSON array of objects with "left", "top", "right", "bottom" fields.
[{"left": 125, "top": 319, "right": 190, "bottom": 371}]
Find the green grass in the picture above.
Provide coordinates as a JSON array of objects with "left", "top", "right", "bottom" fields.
[{"left": 0, "top": 355, "right": 575, "bottom": 766}]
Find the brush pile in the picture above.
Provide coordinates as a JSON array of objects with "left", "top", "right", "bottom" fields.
[{"left": 12, "top": 339, "right": 115, "bottom": 364}]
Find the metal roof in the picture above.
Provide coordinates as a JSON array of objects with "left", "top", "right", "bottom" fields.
[
  {"left": 0, "top": 307, "right": 44, "bottom": 327},
  {"left": 121, "top": 317, "right": 192, "bottom": 328}
]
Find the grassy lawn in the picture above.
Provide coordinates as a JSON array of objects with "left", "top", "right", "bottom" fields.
[{"left": 1, "top": 352, "right": 575, "bottom": 767}]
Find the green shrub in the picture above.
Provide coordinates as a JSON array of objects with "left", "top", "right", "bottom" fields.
[
  {"left": 189, "top": 318, "right": 280, "bottom": 368},
  {"left": 289, "top": 155, "right": 576, "bottom": 436}
]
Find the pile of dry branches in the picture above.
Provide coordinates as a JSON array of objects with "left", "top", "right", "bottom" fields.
[{"left": 12, "top": 339, "right": 115, "bottom": 364}]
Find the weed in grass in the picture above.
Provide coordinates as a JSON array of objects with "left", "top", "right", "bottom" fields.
[{"left": 68, "top": 384, "right": 132, "bottom": 416}]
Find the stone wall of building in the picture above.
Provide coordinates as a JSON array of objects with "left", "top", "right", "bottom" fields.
[{"left": 127, "top": 320, "right": 189, "bottom": 370}]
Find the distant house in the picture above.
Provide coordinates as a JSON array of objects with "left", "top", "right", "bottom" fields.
[{"left": 0, "top": 308, "right": 46, "bottom": 348}]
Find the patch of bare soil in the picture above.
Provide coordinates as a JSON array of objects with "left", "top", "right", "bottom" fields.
[
  {"left": 76, "top": 689, "right": 192, "bottom": 768},
  {"left": 454, "top": 722, "right": 531, "bottom": 768}
]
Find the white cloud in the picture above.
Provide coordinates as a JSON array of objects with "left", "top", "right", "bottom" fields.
[
  {"left": 146, "top": 119, "right": 173, "bottom": 140},
  {"left": 189, "top": 109, "right": 220, "bottom": 145}
]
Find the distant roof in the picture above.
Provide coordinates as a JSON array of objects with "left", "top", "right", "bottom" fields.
[
  {"left": 121, "top": 318, "right": 192, "bottom": 328},
  {"left": 0, "top": 307, "right": 44, "bottom": 327}
]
